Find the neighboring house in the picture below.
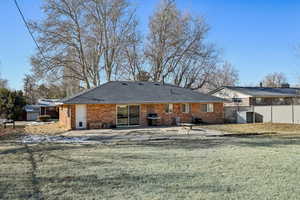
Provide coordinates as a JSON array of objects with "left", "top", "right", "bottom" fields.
[
  {"left": 210, "top": 85, "right": 300, "bottom": 124},
  {"left": 24, "top": 99, "right": 61, "bottom": 121},
  {"left": 24, "top": 105, "right": 41, "bottom": 121},
  {"left": 59, "top": 81, "right": 225, "bottom": 130}
]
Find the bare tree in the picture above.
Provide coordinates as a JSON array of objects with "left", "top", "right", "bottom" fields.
[
  {"left": 30, "top": 0, "right": 94, "bottom": 88},
  {"left": 116, "top": 29, "right": 146, "bottom": 80},
  {"left": 145, "top": 0, "right": 219, "bottom": 88},
  {"left": 83, "top": 0, "right": 138, "bottom": 82},
  {"left": 135, "top": 71, "right": 151, "bottom": 81},
  {"left": 262, "top": 72, "right": 287, "bottom": 87},
  {"left": 205, "top": 61, "right": 239, "bottom": 91},
  {"left": 30, "top": 0, "right": 137, "bottom": 89},
  {"left": 28, "top": 0, "right": 235, "bottom": 91},
  {"left": 23, "top": 73, "right": 67, "bottom": 103},
  {"left": 23, "top": 74, "right": 38, "bottom": 104}
]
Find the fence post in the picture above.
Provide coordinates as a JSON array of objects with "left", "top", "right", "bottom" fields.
[
  {"left": 292, "top": 99, "right": 295, "bottom": 124},
  {"left": 253, "top": 106, "right": 255, "bottom": 123}
]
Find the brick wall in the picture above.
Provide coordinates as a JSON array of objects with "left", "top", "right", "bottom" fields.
[
  {"left": 59, "top": 105, "right": 75, "bottom": 130},
  {"left": 59, "top": 102, "right": 224, "bottom": 129},
  {"left": 86, "top": 104, "right": 116, "bottom": 129}
]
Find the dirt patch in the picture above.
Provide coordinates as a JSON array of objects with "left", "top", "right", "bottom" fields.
[{"left": 24, "top": 122, "right": 68, "bottom": 135}]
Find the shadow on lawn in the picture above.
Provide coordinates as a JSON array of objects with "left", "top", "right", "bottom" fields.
[
  {"left": 121, "top": 134, "right": 300, "bottom": 150},
  {"left": 130, "top": 138, "right": 227, "bottom": 150},
  {"left": 0, "top": 143, "right": 100, "bottom": 200},
  {"left": 0, "top": 143, "right": 94, "bottom": 156},
  {"left": 24, "top": 143, "right": 44, "bottom": 200},
  {"left": 229, "top": 135, "right": 300, "bottom": 148},
  {"left": 34, "top": 172, "right": 239, "bottom": 197}
]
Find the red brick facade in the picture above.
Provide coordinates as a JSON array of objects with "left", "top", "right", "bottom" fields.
[
  {"left": 59, "top": 105, "right": 76, "bottom": 130},
  {"left": 59, "top": 102, "right": 224, "bottom": 130}
]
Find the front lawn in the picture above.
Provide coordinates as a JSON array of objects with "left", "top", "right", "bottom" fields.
[
  {"left": 1, "top": 135, "right": 300, "bottom": 199},
  {"left": 202, "top": 123, "right": 300, "bottom": 135}
]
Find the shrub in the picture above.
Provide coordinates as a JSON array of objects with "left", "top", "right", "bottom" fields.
[{"left": 38, "top": 115, "right": 51, "bottom": 122}]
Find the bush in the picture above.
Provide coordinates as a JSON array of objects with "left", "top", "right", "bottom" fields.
[{"left": 38, "top": 115, "right": 51, "bottom": 122}]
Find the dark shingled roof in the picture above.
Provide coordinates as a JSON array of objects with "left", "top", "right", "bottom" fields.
[
  {"left": 210, "top": 86, "right": 300, "bottom": 97},
  {"left": 63, "top": 81, "right": 224, "bottom": 104}
]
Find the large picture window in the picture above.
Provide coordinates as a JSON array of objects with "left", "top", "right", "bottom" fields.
[{"left": 201, "top": 104, "right": 214, "bottom": 113}]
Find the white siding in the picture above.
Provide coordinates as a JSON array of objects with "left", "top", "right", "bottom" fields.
[
  {"left": 272, "top": 105, "right": 293, "bottom": 123},
  {"left": 253, "top": 106, "right": 272, "bottom": 123},
  {"left": 294, "top": 105, "right": 300, "bottom": 124}
]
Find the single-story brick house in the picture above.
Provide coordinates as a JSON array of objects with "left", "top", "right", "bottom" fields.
[{"left": 59, "top": 81, "right": 224, "bottom": 130}]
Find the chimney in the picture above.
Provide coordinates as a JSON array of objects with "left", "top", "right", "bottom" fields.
[{"left": 281, "top": 83, "right": 290, "bottom": 88}]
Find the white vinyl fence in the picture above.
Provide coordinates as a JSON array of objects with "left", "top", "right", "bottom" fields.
[{"left": 238, "top": 105, "right": 300, "bottom": 124}]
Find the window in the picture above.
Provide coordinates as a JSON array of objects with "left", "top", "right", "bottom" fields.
[
  {"left": 255, "top": 98, "right": 263, "bottom": 104},
  {"left": 165, "top": 104, "right": 173, "bottom": 113},
  {"left": 273, "top": 97, "right": 292, "bottom": 105},
  {"left": 181, "top": 104, "right": 190, "bottom": 113},
  {"left": 232, "top": 98, "right": 242, "bottom": 103},
  {"left": 254, "top": 97, "right": 274, "bottom": 105},
  {"left": 201, "top": 104, "right": 214, "bottom": 112}
]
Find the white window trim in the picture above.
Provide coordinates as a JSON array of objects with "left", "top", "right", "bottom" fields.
[
  {"left": 207, "top": 104, "right": 214, "bottom": 112},
  {"left": 182, "top": 103, "right": 190, "bottom": 113},
  {"left": 202, "top": 104, "right": 214, "bottom": 113},
  {"left": 165, "top": 104, "right": 173, "bottom": 113}
]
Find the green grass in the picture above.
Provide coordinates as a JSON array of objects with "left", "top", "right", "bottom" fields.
[{"left": 1, "top": 136, "right": 300, "bottom": 199}]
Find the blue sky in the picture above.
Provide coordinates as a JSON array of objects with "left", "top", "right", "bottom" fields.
[{"left": 1, "top": 0, "right": 300, "bottom": 90}]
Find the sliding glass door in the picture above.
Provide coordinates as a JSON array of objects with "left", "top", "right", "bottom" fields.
[
  {"left": 117, "top": 105, "right": 129, "bottom": 126},
  {"left": 117, "top": 105, "right": 140, "bottom": 126},
  {"left": 129, "top": 105, "right": 140, "bottom": 125}
]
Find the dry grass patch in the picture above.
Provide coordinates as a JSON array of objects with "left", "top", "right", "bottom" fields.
[
  {"left": 24, "top": 122, "right": 68, "bottom": 135},
  {"left": 202, "top": 123, "right": 300, "bottom": 135}
]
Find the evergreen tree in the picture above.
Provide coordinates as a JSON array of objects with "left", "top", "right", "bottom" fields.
[{"left": 0, "top": 88, "right": 26, "bottom": 120}]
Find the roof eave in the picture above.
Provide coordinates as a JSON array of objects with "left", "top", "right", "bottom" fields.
[{"left": 62, "top": 100, "right": 225, "bottom": 105}]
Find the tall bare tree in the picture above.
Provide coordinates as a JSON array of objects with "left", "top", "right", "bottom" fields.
[
  {"left": 30, "top": 0, "right": 137, "bottom": 89},
  {"left": 28, "top": 0, "right": 236, "bottom": 91},
  {"left": 116, "top": 29, "right": 145, "bottom": 80},
  {"left": 23, "top": 74, "right": 38, "bottom": 104},
  {"left": 145, "top": 0, "right": 219, "bottom": 88},
  {"left": 262, "top": 72, "right": 287, "bottom": 87}
]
